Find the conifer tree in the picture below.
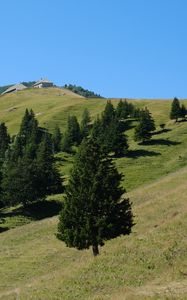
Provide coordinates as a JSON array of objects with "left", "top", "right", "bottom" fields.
[
  {"left": 1, "top": 157, "right": 39, "bottom": 206},
  {"left": 102, "top": 100, "right": 115, "bottom": 125},
  {"left": 61, "top": 115, "right": 82, "bottom": 153},
  {"left": 2, "top": 112, "right": 63, "bottom": 206},
  {"left": 57, "top": 138, "right": 133, "bottom": 256},
  {"left": 134, "top": 108, "right": 155, "bottom": 143},
  {"left": 67, "top": 115, "right": 81, "bottom": 146},
  {"left": 53, "top": 125, "right": 62, "bottom": 153},
  {"left": 61, "top": 132, "right": 73, "bottom": 153},
  {"left": 109, "top": 117, "right": 129, "bottom": 156},
  {"left": 170, "top": 97, "right": 181, "bottom": 121},
  {"left": 80, "top": 108, "right": 91, "bottom": 139},
  {"left": 91, "top": 112, "right": 128, "bottom": 156},
  {"left": 36, "top": 134, "right": 62, "bottom": 195},
  {"left": 180, "top": 104, "right": 186, "bottom": 120},
  {"left": 116, "top": 99, "right": 129, "bottom": 119},
  {"left": 0, "top": 122, "right": 10, "bottom": 163}
]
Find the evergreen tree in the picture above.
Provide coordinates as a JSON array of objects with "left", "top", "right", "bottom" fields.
[
  {"left": 53, "top": 125, "right": 62, "bottom": 153},
  {"left": 57, "top": 138, "right": 133, "bottom": 256},
  {"left": 0, "top": 123, "right": 10, "bottom": 162},
  {"left": 2, "top": 112, "right": 63, "bottom": 207},
  {"left": 67, "top": 115, "right": 81, "bottom": 146},
  {"left": 19, "top": 109, "right": 38, "bottom": 146},
  {"left": 102, "top": 100, "right": 115, "bottom": 126},
  {"left": 134, "top": 108, "right": 155, "bottom": 143},
  {"left": 109, "top": 118, "right": 128, "bottom": 156},
  {"left": 10, "top": 109, "right": 40, "bottom": 161},
  {"left": 61, "top": 132, "right": 73, "bottom": 153},
  {"left": 10, "top": 135, "right": 23, "bottom": 162},
  {"left": 91, "top": 113, "right": 128, "bottom": 157},
  {"left": 80, "top": 108, "right": 91, "bottom": 139},
  {"left": 36, "top": 134, "right": 62, "bottom": 195},
  {"left": 2, "top": 157, "right": 40, "bottom": 206},
  {"left": 170, "top": 97, "right": 181, "bottom": 121},
  {"left": 180, "top": 104, "right": 186, "bottom": 120},
  {"left": 116, "top": 99, "right": 129, "bottom": 119}
]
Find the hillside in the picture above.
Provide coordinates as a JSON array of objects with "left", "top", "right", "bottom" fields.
[
  {"left": 0, "top": 88, "right": 187, "bottom": 299},
  {"left": 0, "top": 166, "right": 186, "bottom": 299},
  {"left": 0, "top": 87, "right": 175, "bottom": 135},
  {"left": 0, "top": 88, "right": 187, "bottom": 191}
]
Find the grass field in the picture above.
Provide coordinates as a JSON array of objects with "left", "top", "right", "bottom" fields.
[
  {"left": 0, "top": 88, "right": 187, "bottom": 299},
  {"left": 0, "top": 166, "right": 186, "bottom": 299}
]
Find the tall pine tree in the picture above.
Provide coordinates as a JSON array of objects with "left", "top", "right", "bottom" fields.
[
  {"left": 80, "top": 108, "right": 91, "bottom": 139},
  {"left": 0, "top": 122, "right": 10, "bottom": 163},
  {"left": 57, "top": 138, "right": 133, "bottom": 256}
]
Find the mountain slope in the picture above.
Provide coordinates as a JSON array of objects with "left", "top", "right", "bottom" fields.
[
  {"left": 0, "top": 87, "right": 183, "bottom": 134},
  {"left": 0, "top": 166, "right": 186, "bottom": 299}
]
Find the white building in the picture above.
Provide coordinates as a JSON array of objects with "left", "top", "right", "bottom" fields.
[{"left": 33, "top": 79, "right": 53, "bottom": 89}]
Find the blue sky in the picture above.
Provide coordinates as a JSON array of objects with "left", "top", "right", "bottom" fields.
[{"left": 0, "top": 0, "right": 187, "bottom": 98}]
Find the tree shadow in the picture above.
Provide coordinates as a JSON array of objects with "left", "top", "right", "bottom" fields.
[
  {"left": 0, "top": 227, "right": 9, "bottom": 233},
  {"left": 127, "top": 149, "right": 161, "bottom": 159},
  {"left": 22, "top": 200, "right": 63, "bottom": 220},
  {"left": 141, "top": 139, "right": 181, "bottom": 146},
  {"left": 0, "top": 200, "right": 63, "bottom": 233},
  {"left": 124, "top": 119, "right": 136, "bottom": 131},
  {"left": 152, "top": 128, "right": 172, "bottom": 135}
]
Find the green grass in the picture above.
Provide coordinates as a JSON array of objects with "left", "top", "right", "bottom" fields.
[
  {"left": 1, "top": 88, "right": 187, "bottom": 192},
  {"left": 0, "top": 88, "right": 187, "bottom": 299},
  {"left": 0, "top": 166, "right": 186, "bottom": 299}
]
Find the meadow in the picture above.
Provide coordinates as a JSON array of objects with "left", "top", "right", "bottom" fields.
[{"left": 0, "top": 88, "right": 187, "bottom": 299}]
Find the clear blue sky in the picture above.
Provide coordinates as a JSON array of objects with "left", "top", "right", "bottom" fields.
[{"left": 0, "top": 0, "right": 187, "bottom": 98}]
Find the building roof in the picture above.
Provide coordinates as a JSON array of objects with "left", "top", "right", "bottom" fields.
[
  {"left": 1, "top": 83, "right": 27, "bottom": 95},
  {"left": 33, "top": 79, "right": 53, "bottom": 86}
]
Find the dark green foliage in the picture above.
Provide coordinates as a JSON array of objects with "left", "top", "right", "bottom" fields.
[
  {"left": 1, "top": 110, "right": 63, "bottom": 207},
  {"left": 116, "top": 100, "right": 135, "bottom": 119},
  {"left": 61, "top": 115, "right": 82, "bottom": 153},
  {"left": 2, "top": 158, "right": 40, "bottom": 206},
  {"left": 57, "top": 138, "right": 133, "bottom": 256},
  {"left": 19, "top": 109, "right": 39, "bottom": 148},
  {"left": 91, "top": 102, "right": 128, "bottom": 156},
  {"left": 170, "top": 98, "right": 181, "bottom": 121},
  {"left": 0, "top": 123, "right": 10, "bottom": 163},
  {"left": 134, "top": 108, "right": 156, "bottom": 143},
  {"left": 108, "top": 118, "right": 128, "bottom": 157},
  {"left": 10, "top": 135, "right": 23, "bottom": 162},
  {"left": 36, "top": 134, "right": 63, "bottom": 195},
  {"left": 180, "top": 104, "right": 186, "bottom": 120},
  {"left": 133, "top": 107, "right": 141, "bottom": 119},
  {"left": 67, "top": 115, "right": 81, "bottom": 146},
  {"left": 61, "top": 132, "right": 73, "bottom": 153},
  {"left": 102, "top": 100, "right": 116, "bottom": 125},
  {"left": 64, "top": 84, "right": 103, "bottom": 98},
  {"left": 80, "top": 108, "right": 91, "bottom": 139},
  {"left": 53, "top": 125, "right": 62, "bottom": 153}
]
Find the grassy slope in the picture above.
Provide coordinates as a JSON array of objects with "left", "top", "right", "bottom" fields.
[
  {"left": 1, "top": 88, "right": 187, "bottom": 191},
  {"left": 0, "top": 166, "right": 186, "bottom": 300},
  {"left": 0, "top": 88, "right": 187, "bottom": 299}
]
